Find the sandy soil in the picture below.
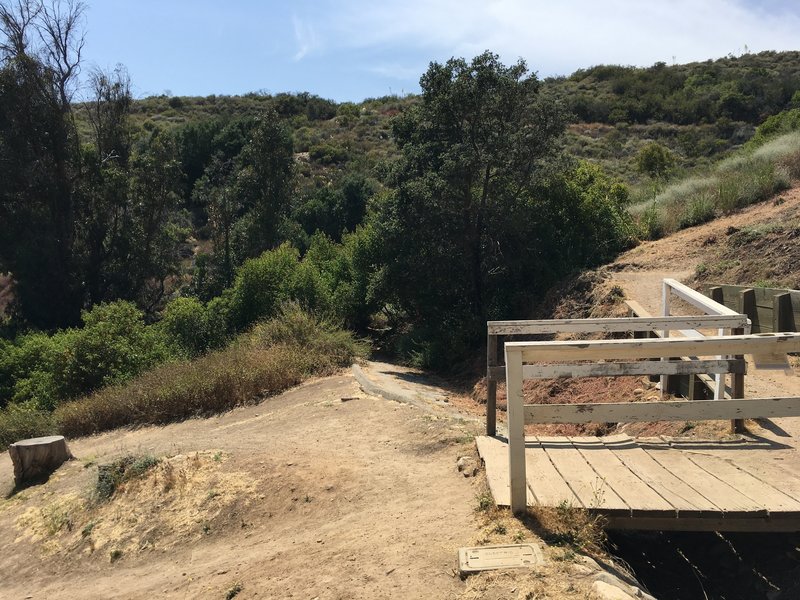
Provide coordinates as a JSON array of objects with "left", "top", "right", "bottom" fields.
[{"left": 0, "top": 373, "right": 600, "bottom": 600}]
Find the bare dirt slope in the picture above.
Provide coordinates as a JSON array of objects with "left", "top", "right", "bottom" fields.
[{"left": 0, "top": 372, "right": 599, "bottom": 600}]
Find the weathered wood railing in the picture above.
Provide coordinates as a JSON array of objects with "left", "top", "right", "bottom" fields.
[
  {"left": 661, "top": 278, "right": 751, "bottom": 398},
  {"left": 485, "top": 312, "right": 750, "bottom": 436},
  {"left": 504, "top": 332, "right": 800, "bottom": 513}
]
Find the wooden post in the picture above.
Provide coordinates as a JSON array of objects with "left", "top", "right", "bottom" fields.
[
  {"left": 710, "top": 287, "right": 728, "bottom": 399},
  {"left": 774, "top": 292, "right": 792, "bottom": 333},
  {"left": 687, "top": 374, "right": 696, "bottom": 401},
  {"left": 731, "top": 327, "right": 746, "bottom": 433},
  {"left": 739, "top": 288, "right": 756, "bottom": 331},
  {"left": 486, "top": 333, "right": 498, "bottom": 436},
  {"left": 505, "top": 346, "right": 527, "bottom": 515},
  {"left": 661, "top": 281, "right": 671, "bottom": 399}
]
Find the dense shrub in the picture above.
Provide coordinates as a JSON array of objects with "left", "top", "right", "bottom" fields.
[
  {"left": 228, "top": 243, "right": 301, "bottom": 331},
  {"left": 54, "top": 302, "right": 174, "bottom": 401},
  {"left": 0, "top": 302, "right": 174, "bottom": 409},
  {"left": 160, "top": 296, "right": 222, "bottom": 357}
]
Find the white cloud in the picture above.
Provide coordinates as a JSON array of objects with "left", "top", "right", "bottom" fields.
[
  {"left": 320, "top": 0, "right": 800, "bottom": 75},
  {"left": 365, "top": 62, "right": 428, "bottom": 81},
  {"left": 292, "top": 15, "right": 319, "bottom": 61}
]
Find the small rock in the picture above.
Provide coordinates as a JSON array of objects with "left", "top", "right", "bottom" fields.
[
  {"left": 456, "top": 456, "right": 473, "bottom": 472},
  {"left": 592, "top": 580, "right": 637, "bottom": 600},
  {"left": 569, "top": 563, "right": 595, "bottom": 577}
]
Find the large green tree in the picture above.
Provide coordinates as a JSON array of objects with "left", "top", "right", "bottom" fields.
[
  {"left": 378, "top": 51, "right": 567, "bottom": 358},
  {"left": 0, "top": 0, "right": 85, "bottom": 327},
  {"left": 0, "top": 1, "right": 186, "bottom": 327}
]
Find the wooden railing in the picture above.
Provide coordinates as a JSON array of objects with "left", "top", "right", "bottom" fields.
[
  {"left": 662, "top": 278, "right": 751, "bottom": 403},
  {"left": 485, "top": 312, "right": 750, "bottom": 435},
  {"left": 504, "top": 332, "right": 800, "bottom": 513}
]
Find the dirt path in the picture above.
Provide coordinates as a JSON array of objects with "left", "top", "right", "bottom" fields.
[{"left": 0, "top": 370, "right": 602, "bottom": 600}]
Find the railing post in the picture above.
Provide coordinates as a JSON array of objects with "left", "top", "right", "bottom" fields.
[
  {"left": 486, "top": 332, "right": 498, "bottom": 436},
  {"left": 714, "top": 326, "right": 725, "bottom": 401},
  {"left": 731, "top": 327, "right": 746, "bottom": 433},
  {"left": 661, "top": 281, "right": 671, "bottom": 399},
  {"left": 505, "top": 345, "right": 527, "bottom": 515}
]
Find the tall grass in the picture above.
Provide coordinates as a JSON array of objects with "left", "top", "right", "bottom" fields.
[
  {"left": 0, "top": 305, "right": 367, "bottom": 446},
  {"left": 631, "top": 131, "right": 800, "bottom": 238}
]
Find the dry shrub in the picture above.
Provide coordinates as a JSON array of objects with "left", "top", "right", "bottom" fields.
[
  {"left": 55, "top": 306, "right": 366, "bottom": 438},
  {"left": 0, "top": 404, "right": 57, "bottom": 450},
  {"left": 527, "top": 501, "right": 607, "bottom": 558},
  {"left": 57, "top": 344, "right": 302, "bottom": 437}
]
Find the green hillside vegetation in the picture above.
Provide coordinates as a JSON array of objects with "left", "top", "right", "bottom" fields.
[{"left": 631, "top": 114, "right": 800, "bottom": 238}]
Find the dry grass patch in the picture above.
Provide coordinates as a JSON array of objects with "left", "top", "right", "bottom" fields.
[
  {"left": 54, "top": 305, "right": 367, "bottom": 438},
  {"left": 12, "top": 451, "right": 257, "bottom": 560}
]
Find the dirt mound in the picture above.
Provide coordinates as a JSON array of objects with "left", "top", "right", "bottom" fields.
[{"left": 13, "top": 452, "right": 257, "bottom": 562}]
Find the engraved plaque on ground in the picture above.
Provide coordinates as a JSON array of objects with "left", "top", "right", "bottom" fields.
[{"left": 458, "top": 543, "right": 545, "bottom": 575}]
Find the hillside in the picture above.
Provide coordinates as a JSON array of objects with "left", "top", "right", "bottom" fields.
[{"left": 103, "top": 50, "right": 800, "bottom": 191}]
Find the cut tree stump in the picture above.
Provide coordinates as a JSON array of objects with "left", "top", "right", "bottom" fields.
[{"left": 8, "top": 435, "right": 72, "bottom": 486}]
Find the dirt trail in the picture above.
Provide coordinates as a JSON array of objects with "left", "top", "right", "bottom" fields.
[{"left": 0, "top": 371, "right": 599, "bottom": 600}]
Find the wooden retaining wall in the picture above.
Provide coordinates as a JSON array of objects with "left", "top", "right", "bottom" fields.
[{"left": 706, "top": 283, "right": 800, "bottom": 333}]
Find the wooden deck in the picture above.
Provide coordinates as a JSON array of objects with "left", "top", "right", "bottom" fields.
[{"left": 477, "top": 434, "right": 800, "bottom": 531}]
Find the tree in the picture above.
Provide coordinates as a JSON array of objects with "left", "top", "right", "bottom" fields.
[
  {"left": 636, "top": 142, "right": 676, "bottom": 180},
  {"left": 0, "top": 1, "right": 187, "bottom": 326},
  {"left": 378, "top": 51, "right": 567, "bottom": 362},
  {"left": 0, "top": 0, "right": 85, "bottom": 327}
]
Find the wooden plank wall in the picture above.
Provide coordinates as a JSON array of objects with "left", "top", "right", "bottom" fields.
[{"left": 707, "top": 283, "right": 800, "bottom": 333}]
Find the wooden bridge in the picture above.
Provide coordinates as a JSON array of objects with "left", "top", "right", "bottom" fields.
[{"left": 478, "top": 280, "right": 800, "bottom": 531}]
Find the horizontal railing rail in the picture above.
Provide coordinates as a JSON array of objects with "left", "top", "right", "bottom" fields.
[{"left": 485, "top": 312, "right": 750, "bottom": 436}]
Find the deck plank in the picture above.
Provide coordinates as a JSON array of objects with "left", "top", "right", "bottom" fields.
[
  {"left": 476, "top": 433, "right": 800, "bottom": 530},
  {"left": 568, "top": 436, "right": 676, "bottom": 517},
  {"left": 601, "top": 434, "right": 719, "bottom": 518},
  {"left": 524, "top": 437, "right": 582, "bottom": 507},
  {"left": 475, "top": 436, "right": 511, "bottom": 506},
  {"left": 644, "top": 446, "right": 766, "bottom": 518},
  {"left": 535, "top": 436, "right": 630, "bottom": 516},
  {"left": 682, "top": 451, "right": 800, "bottom": 516}
]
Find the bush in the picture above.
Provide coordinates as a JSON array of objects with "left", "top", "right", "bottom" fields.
[
  {"left": 56, "top": 306, "right": 366, "bottom": 438},
  {"left": 0, "top": 404, "right": 57, "bottom": 451},
  {"left": 53, "top": 302, "right": 174, "bottom": 401},
  {"left": 251, "top": 302, "right": 368, "bottom": 373},
  {"left": 228, "top": 243, "right": 300, "bottom": 331},
  {"left": 160, "top": 297, "right": 217, "bottom": 357},
  {"left": 0, "top": 332, "right": 65, "bottom": 409},
  {"left": 636, "top": 142, "right": 677, "bottom": 179}
]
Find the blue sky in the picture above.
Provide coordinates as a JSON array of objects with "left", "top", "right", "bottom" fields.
[{"left": 81, "top": 0, "right": 800, "bottom": 102}]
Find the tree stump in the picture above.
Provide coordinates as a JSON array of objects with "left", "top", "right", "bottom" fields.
[{"left": 8, "top": 435, "right": 72, "bottom": 486}]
